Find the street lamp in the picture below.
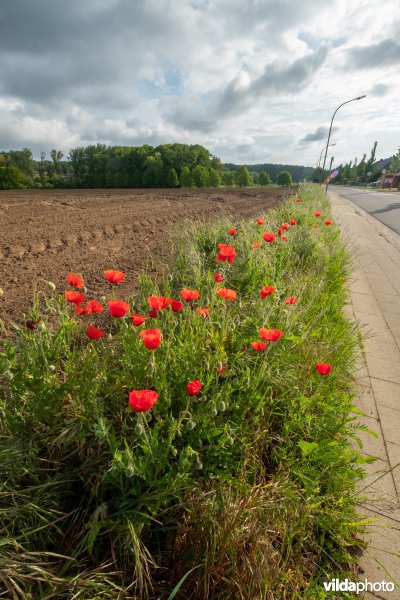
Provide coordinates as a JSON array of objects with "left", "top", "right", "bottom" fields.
[
  {"left": 317, "top": 142, "right": 336, "bottom": 171},
  {"left": 321, "top": 95, "right": 367, "bottom": 181}
]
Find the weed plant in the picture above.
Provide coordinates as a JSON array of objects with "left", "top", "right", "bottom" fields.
[{"left": 0, "top": 184, "right": 365, "bottom": 598}]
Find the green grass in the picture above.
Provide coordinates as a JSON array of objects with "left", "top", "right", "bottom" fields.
[{"left": 0, "top": 184, "right": 366, "bottom": 598}]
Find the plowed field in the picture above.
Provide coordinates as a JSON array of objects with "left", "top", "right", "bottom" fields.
[{"left": 0, "top": 187, "right": 290, "bottom": 322}]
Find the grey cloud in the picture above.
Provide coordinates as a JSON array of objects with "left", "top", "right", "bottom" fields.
[
  {"left": 347, "top": 39, "right": 400, "bottom": 69},
  {"left": 369, "top": 83, "right": 390, "bottom": 97},
  {"left": 300, "top": 126, "right": 329, "bottom": 143},
  {"left": 169, "top": 43, "right": 329, "bottom": 132}
]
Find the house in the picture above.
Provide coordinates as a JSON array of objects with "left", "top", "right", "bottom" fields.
[{"left": 373, "top": 156, "right": 400, "bottom": 189}]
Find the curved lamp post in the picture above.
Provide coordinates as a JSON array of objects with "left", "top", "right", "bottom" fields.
[
  {"left": 317, "top": 142, "right": 336, "bottom": 173},
  {"left": 321, "top": 95, "right": 367, "bottom": 180}
]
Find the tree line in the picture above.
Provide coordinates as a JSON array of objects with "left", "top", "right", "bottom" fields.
[{"left": 0, "top": 143, "right": 299, "bottom": 190}]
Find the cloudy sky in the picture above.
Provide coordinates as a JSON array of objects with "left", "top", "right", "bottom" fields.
[{"left": 0, "top": 0, "right": 399, "bottom": 167}]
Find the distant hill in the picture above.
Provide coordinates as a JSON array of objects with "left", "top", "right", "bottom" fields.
[{"left": 224, "top": 163, "right": 315, "bottom": 183}]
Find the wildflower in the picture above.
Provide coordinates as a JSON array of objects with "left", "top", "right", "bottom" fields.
[
  {"left": 290, "top": 219, "right": 297, "bottom": 225},
  {"left": 140, "top": 328, "right": 162, "bottom": 349},
  {"left": 312, "top": 224, "right": 318, "bottom": 228},
  {"left": 295, "top": 198, "right": 301, "bottom": 203},
  {"left": 104, "top": 269, "right": 126, "bottom": 284},
  {"left": 66, "top": 273, "right": 84, "bottom": 288},
  {"left": 259, "top": 328, "right": 284, "bottom": 341},
  {"left": 87, "top": 325, "right": 105, "bottom": 339},
  {"left": 260, "top": 285, "right": 275, "bottom": 299},
  {"left": 324, "top": 220, "right": 332, "bottom": 225},
  {"left": 285, "top": 296, "right": 298, "bottom": 304},
  {"left": 168, "top": 299, "right": 183, "bottom": 313},
  {"left": 187, "top": 380, "right": 202, "bottom": 396},
  {"left": 148, "top": 296, "right": 171, "bottom": 310},
  {"left": 229, "top": 228, "right": 237, "bottom": 236},
  {"left": 65, "top": 290, "right": 87, "bottom": 305},
  {"left": 281, "top": 236, "right": 287, "bottom": 241},
  {"left": 277, "top": 227, "right": 283, "bottom": 236},
  {"left": 25, "top": 317, "right": 42, "bottom": 330},
  {"left": 217, "top": 364, "right": 225, "bottom": 374},
  {"left": 213, "top": 273, "right": 224, "bottom": 282},
  {"left": 180, "top": 288, "right": 200, "bottom": 302},
  {"left": 216, "top": 243, "right": 236, "bottom": 264},
  {"left": 252, "top": 242, "right": 260, "bottom": 249},
  {"left": 257, "top": 218, "right": 264, "bottom": 225},
  {"left": 281, "top": 223, "right": 289, "bottom": 230},
  {"left": 75, "top": 304, "right": 91, "bottom": 315},
  {"left": 251, "top": 341, "right": 267, "bottom": 351},
  {"left": 129, "top": 389, "right": 158, "bottom": 412},
  {"left": 130, "top": 313, "right": 146, "bottom": 326},
  {"left": 263, "top": 233, "right": 276, "bottom": 243},
  {"left": 108, "top": 300, "right": 130, "bottom": 317},
  {"left": 217, "top": 288, "right": 237, "bottom": 300},
  {"left": 87, "top": 299, "right": 104, "bottom": 313},
  {"left": 315, "top": 363, "right": 333, "bottom": 375},
  {"left": 148, "top": 309, "right": 158, "bottom": 318},
  {"left": 314, "top": 211, "right": 322, "bottom": 217},
  {"left": 197, "top": 307, "right": 210, "bottom": 317}
]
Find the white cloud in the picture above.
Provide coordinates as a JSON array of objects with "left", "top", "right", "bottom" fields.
[{"left": 0, "top": 0, "right": 399, "bottom": 166}]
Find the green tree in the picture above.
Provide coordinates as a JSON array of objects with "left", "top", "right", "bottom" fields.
[
  {"left": 236, "top": 166, "right": 252, "bottom": 187},
  {"left": 276, "top": 170, "right": 293, "bottom": 186},
  {"left": 259, "top": 171, "right": 271, "bottom": 186},
  {"left": 208, "top": 168, "right": 221, "bottom": 188},
  {"left": 192, "top": 165, "right": 209, "bottom": 187},
  {"left": 389, "top": 148, "right": 400, "bottom": 173},
  {"left": 222, "top": 171, "right": 235, "bottom": 186},
  {"left": 0, "top": 166, "right": 26, "bottom": 189},
  {"left": 167, "top": 167, "right": 179, "bottom": 187},
  {"left": 180, "top": 166, "right": 193, "bottom": 188}
]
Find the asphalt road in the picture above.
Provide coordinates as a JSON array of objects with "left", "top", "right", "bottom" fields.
[{"left": 331, "top": 186, "right": 400, "bottom": 237}]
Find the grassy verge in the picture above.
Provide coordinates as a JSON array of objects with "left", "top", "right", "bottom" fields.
[{"left": 0, "top": 184, "right": 365, "bottom": 598}]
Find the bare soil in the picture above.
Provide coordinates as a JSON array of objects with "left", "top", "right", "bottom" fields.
[{"left": 0, "top": 187, "right": 290, "bottom": 323}]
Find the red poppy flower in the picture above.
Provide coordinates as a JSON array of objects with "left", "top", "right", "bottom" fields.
[
  {"left": 214, "top": 273, "right": 224, "bottom": 282},
  {"left": 260, "top": 285, "right": 275, "bottom": 298},
  {"left": 277, "top": 227, "right": 283, "bottom": 236},
  {"left": 252, "top": 242, "right": 260, "bottom": 249},
  {"left": 315, "top": 363, "right": 333, "bottom": 375},
  {"left": 108, "top": 300, "right": 130, "bottom": 318},
  {"left": 259, "top": 328, "right": 284, "bottom": 341},
  {"left": 25, "top": 317, "right": 41, "bottom": 330},
  {"left": 217, "top": 288, "right": 237, "bottom": 300},
  {"left": 187, "top": 380, "right": 202, "bottom": 396},
  {"left": 130, "top": 313, "right": 147, "bottom": 326},
  {"left": 180, "top": 288, "right": 200, "bottom": 302},
  {"left": 197, "top": 307, "right": 209, "bottom": 317},
  {"left": 285, "top": 296, "right": 298, "bottom": 304},
  {"left": 87, "top": 325, "right": 105, "bottom": 339},
  {"left": 324, "top": 220, "right": 332, "bottom": 225},
  {"left": 263, "top": 233, "right": 276, "bottom": 243},
  {"left": 314, "top": 211, "right": 322, "bottom": 217},
  {"left": 251, "top": 341, "right": 267, "bottom": 351},
  {"left": 257, "top": 218, "right": 264, "bottom": 225},
  {"left": 75, "top": 304, "right": 91, "bottom": 315},
  {"left": 140, "top": 328, "right": 162, "bottom": 349},
  {"left": 290, "top": 219, "right": 297, "bottom": 225},
  {"left": 295, "top": 198, "right": 301, "bottom": 203},
  {"left": 281, "top": 223, "right": 289, "bottom": 230},
  {"left": 171, "top": 299, "right": 184, "bottom": 313},
  {"left": 104, "top": 269, "right": 126, "bottom": 284},
  {"left": 216, "top": 243, "right": 236, "bottom": 264},
  {"left": 148, "top": 296, "right": 172, "bottom": 310},
  {"left": 312, "top": 224, "right": 318, "bottom": 229},
  {"left": 217, "top": 364, "right": 225, "bottom": 374},
  {"left": 229, "top": 228, "right": 237, "bottom": 236},
  {"left": 148, "top": 309, "right": 158, "bottom": 318},
  {"left": 281, "top": 236, "right": 287, "bottom": 241},
  {"left": 129, "top": 389, "right": 158, "bottom": 412},
  {"left": 66, "top": 273, "right": 84, "bottom": 288},
  {"left": 87, "top": 299, "right": 104, "bottom": 313},
  {"left": 65, "top": 291, "right": 87, "bottom": 305}
]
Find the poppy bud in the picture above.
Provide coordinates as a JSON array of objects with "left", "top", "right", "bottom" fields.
[
  {"left": 47, "top": 281, "right": 56, "bottom": 291},
  {"left": 216, "top": 360, "right": 223, "bottom": 371},
  {"left": 126, "top": 465, "right": 135, "bottom": 477},
  {"left": 211, "top": 408, "right": 218, "bottom": 417},
  {"left": 244, "top": 377, "right": 250, "bottom": 386},
  {"left": 218, "top": 400, "right": 227, "bottom": 412},
  {"left": 49, "top": 365, "right": 56, "bottom": 371},
  {"left": 100, "top": 296, "right": 107, "bottom": 302},
  {"left": 186, "top": 419, "right": 196, "bottom": 431},
  {"left": 135, "top": 423, "right": 144, "bottom": 435},
  {"left": 4, "top": 370, "right": 14, "bottom": 380},
  {"left": 107, "top": 334, "right": 113, "bottom": 341},
  {"left": 227, "top": 436, "right": 234, "bottom": 446},
  {"left": 195, "top": 454, "right": 203, "bottom": 469}
]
